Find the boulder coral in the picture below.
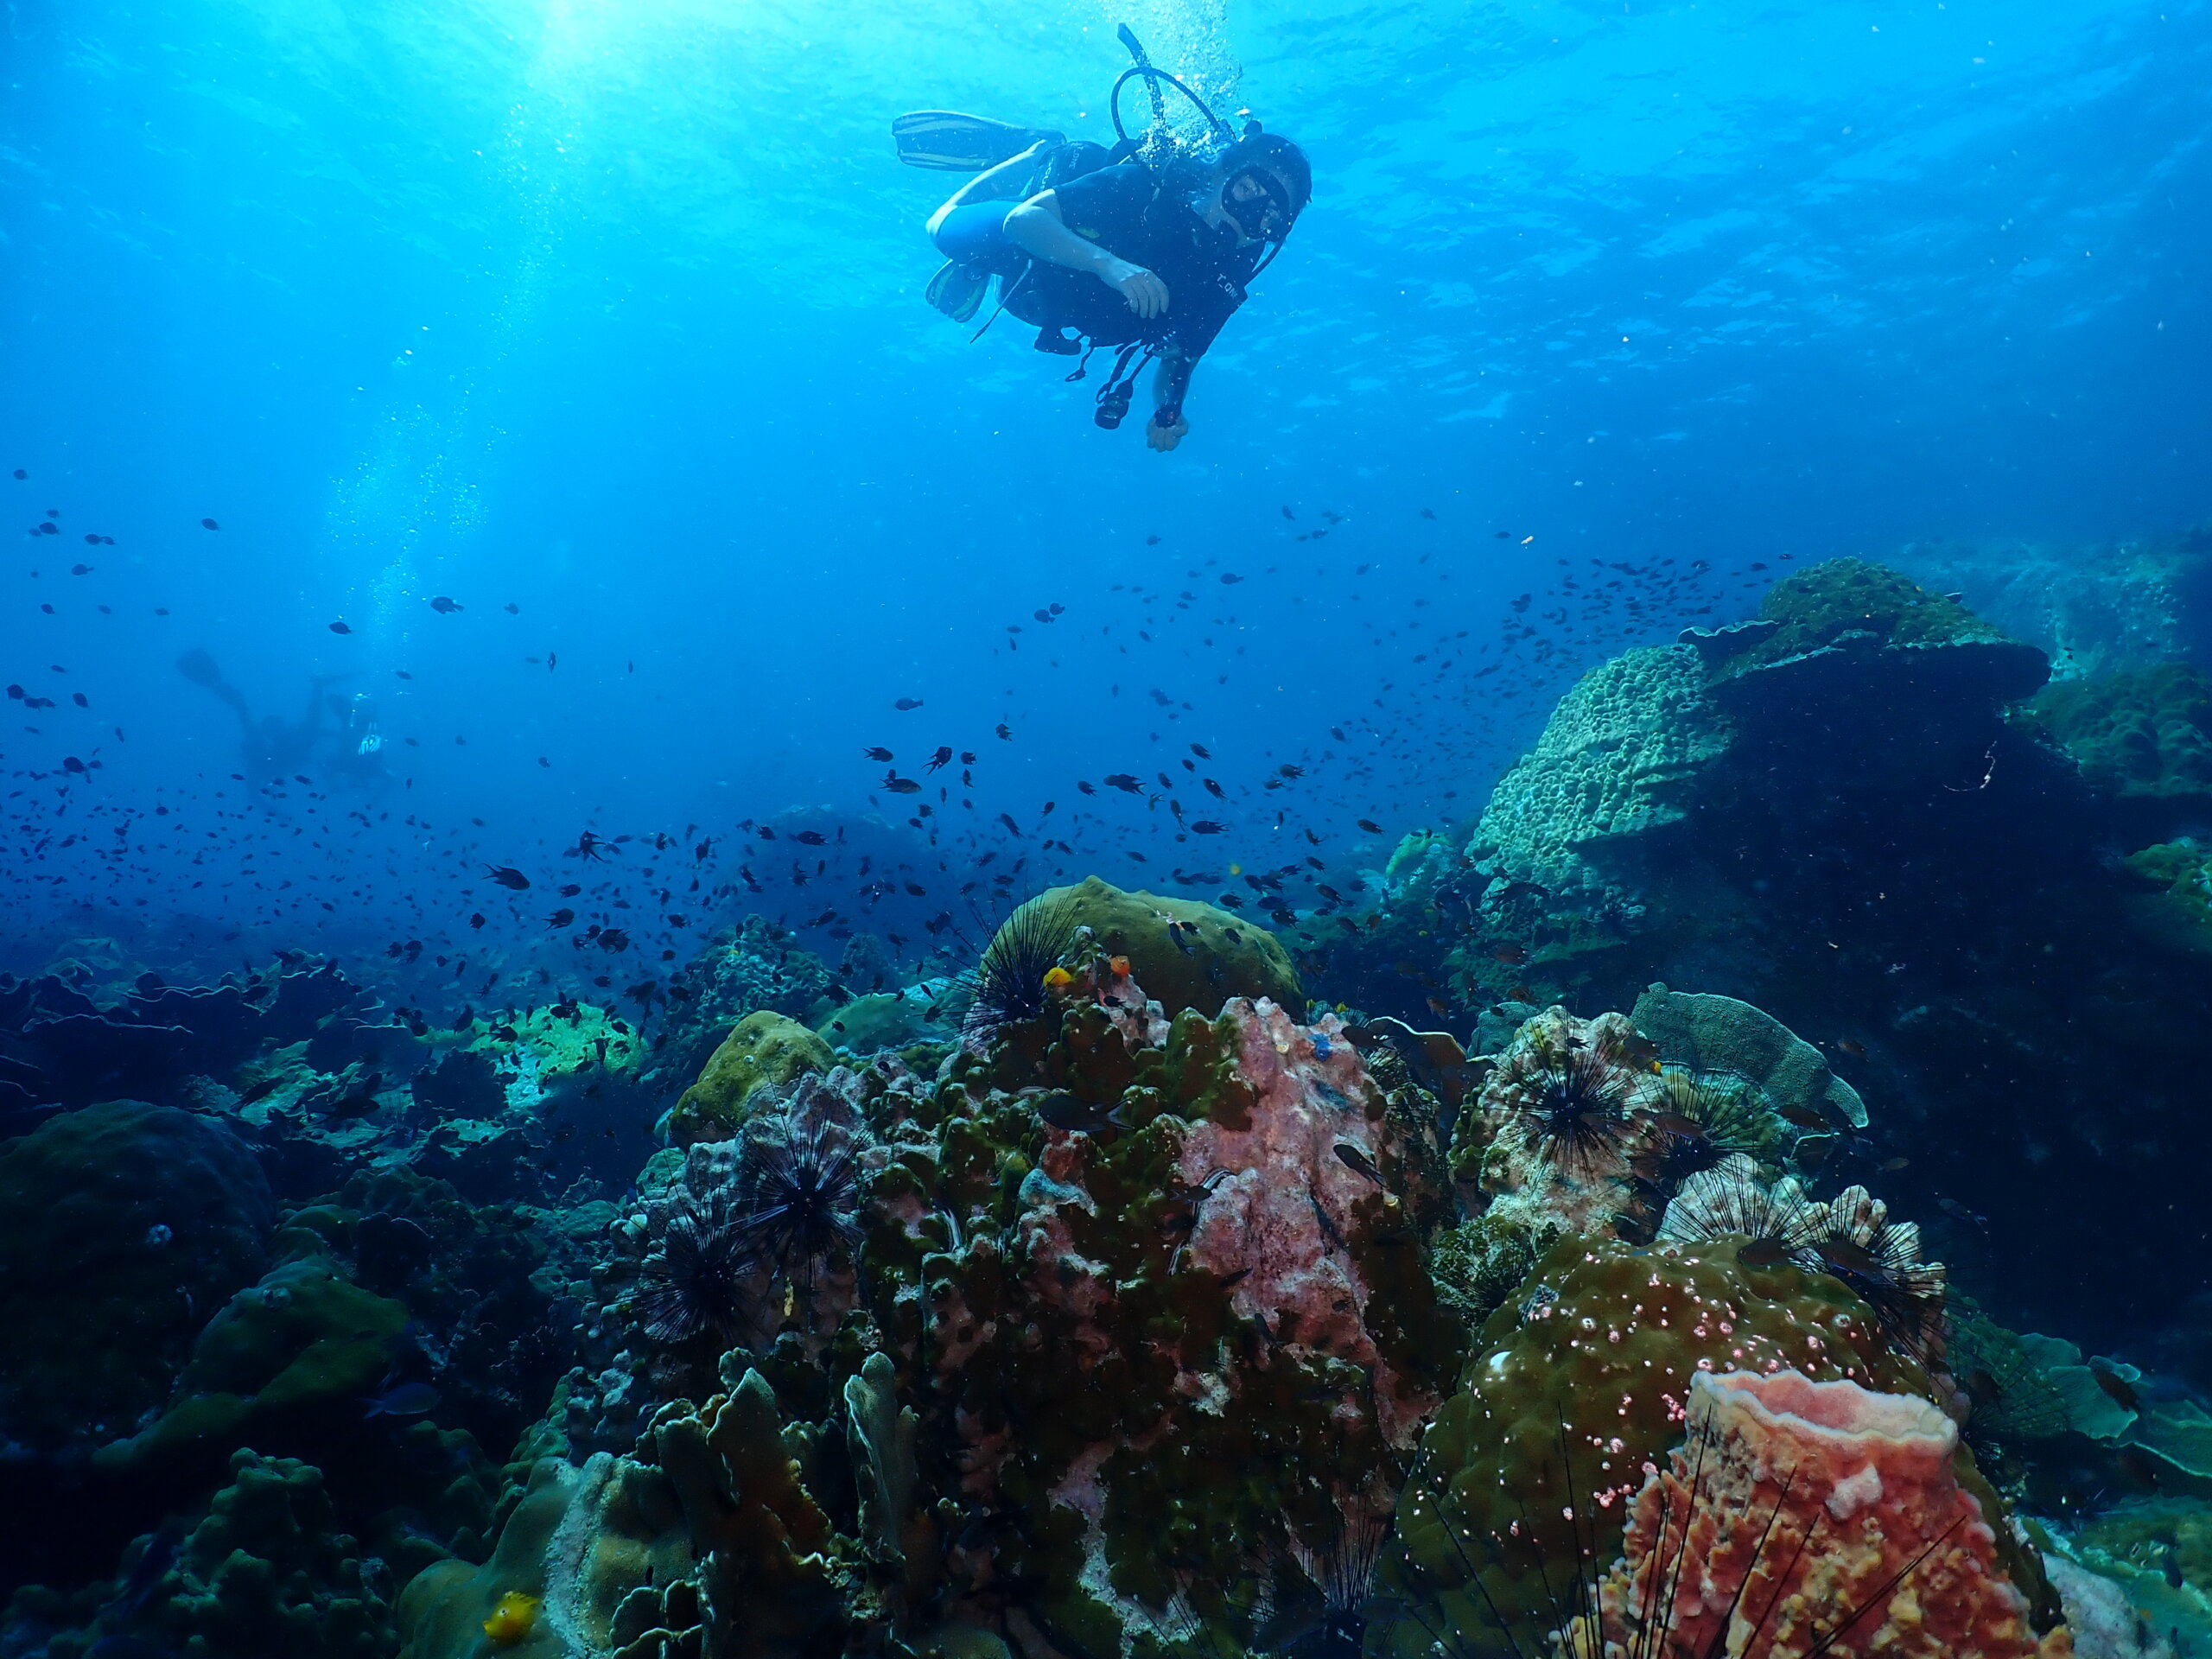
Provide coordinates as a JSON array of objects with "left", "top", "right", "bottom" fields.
[
  {"left": 0, "top": 1099, "right": 273, "bottom": 1452},
  {"left": 1580, "top": 1369, "right": 2069, "bottom": 1657},
  {"left": 665, "top": 1010, "right": 836, "bottom": 1144},
  {"left": 1388, "top": 1231, "right": 1939, "bottom": 1643},
  {"left": 1031, "top": 874, "right": 1304, "bottom": 1019}
]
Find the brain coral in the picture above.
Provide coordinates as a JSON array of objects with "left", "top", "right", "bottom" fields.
[
  {"left": 1579, "top": 1369, "right": 2066, "bottom": 1657},
  {"left": 1467, "top": 645, "right": 1730, "bottom": 915},
  {"left": 1389, "top": 1232, "right": 1930, "bottom": 1643}
]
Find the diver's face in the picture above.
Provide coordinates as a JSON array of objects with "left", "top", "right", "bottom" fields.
[{"left": 1220, "top": 166, "right": 1294, "bottom": 242}]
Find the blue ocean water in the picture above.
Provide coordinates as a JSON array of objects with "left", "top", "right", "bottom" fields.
[{"left": 4, "top": 0, "right": 2212, "bottom": 1653}]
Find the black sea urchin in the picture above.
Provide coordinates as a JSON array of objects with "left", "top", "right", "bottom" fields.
[
  {"left": 962, "top": 893, "right": 1080, "bottom": 1040},
  {"left": 734, "top": 1081, "right": 867, "bottom": 1276},
  {"left": 632, "top": 1189, "right": 752, "bottom": 1344},
  {"left": 1498, "top": 1039, "right": 1640, "bottom": 1179}
]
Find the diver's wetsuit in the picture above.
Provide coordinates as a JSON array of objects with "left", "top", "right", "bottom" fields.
[{"left": 935, "top": 152, "right": 1262, "bottom": 362}]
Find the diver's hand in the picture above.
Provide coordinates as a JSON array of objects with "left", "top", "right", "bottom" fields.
[
  {"left": 1103, "top": 259, "right": 1170, "bottom": 320},
  {"left": 1147, "top": 411, "right": 1189, "bottom": 452}
]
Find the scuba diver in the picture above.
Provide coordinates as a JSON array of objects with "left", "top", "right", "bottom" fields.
[{"left": 896, "top": 28, "right": 1310, "bottom": 452}]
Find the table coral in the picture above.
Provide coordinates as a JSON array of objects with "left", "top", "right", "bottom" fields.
[{"left": 1580, "top": 1369, "right": 2067, "bottom": 1657}]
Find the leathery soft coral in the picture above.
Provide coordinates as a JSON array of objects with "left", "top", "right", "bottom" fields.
[{"left": 1575, "top": 1369, "right": 2068, "bottom": 1658}]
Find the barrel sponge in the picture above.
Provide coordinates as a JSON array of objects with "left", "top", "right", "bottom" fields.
[
  {"left": 0, "top": 1099, "right": 272, "bottom": 1450},
  {"left": 665, "top": 1010, "right": 836, "bottom": 1144},
  {"left": 1586, "top": 1370, "right": 2069, "bottom": 1657},
  {"left": 1391, "top": 1233, "right": 1924, "bottom": 1639},
  {"left": 1467, "top": 645, "right": 1731, "bottom": 908},
  {"left": 1036, "top": 874, "right": 1301, "bottom": 1019}
]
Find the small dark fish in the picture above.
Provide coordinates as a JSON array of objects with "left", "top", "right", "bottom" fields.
[
  {"left": 995, "top": 722, "right": 1012, "bottom": 740},
  {"left": 483, "top": 864, "right": 531, "bottom": 889},
  {"left": 997, "top": 812, "right": 1024, "bottom": 837},
  {"left": 1649, "top": 1113, "right": 1708, "bottom": 1142},
  {"left": 1146, "top": 533, "right": 1161, "bottom": 544},
  {"left": 1219, "top": 572, "right": 1244, "bottom": 585},
  {"left": 1777, "top": 1103, "right": 1833, "bottom": 1132},
  {"left": 1190, "top": 821, "right": 1225, "bottom": 836},
  {"left": 1737, "top": 1237, "right": 1796, "bottom": 1268},
  {"left": 1877, "top": 1155, "right": 1910, "bottom": 1172},
  {"left": 1332, "top": 1142, "right": 1382, "bottom": 1185},
  {"left": 504, "top": 601, "right": 519, "bottom": 613},
  {"left": 1357, "top": 818, "right": 1382, "bottom": 833},
  {"left": 925, "top": 746, "right": 954, "bottom": 772},
  {"left": 894, "top": 696, "right": 925, "bottom": 710},
  {"left": 364, "top": 1380, "right": 442, "bottom": 1418},
  {"left": 1815, "top": 1238, "right": 1883, "bottom": 1277},
  {"left": 792, "top": 830, "right": 827, "bottom": 845},
  {"left": 1420, "top": 507, "right": 1436, "bottom": 519},
  {"left": 1936, "top": 1195, "right": 1987, "bottom": 1230},
  {"left": 429, "top": 595, "right": 462, "bottom": 613},
  {"left": 328, "top": 620, "right": 353, "bottom": 634},
  {"left": 558, "top": 882, "right": 582, "bottom": 897},
  {"left": 1103, "top": 772, "right": 1144, "bottom": 793},
  {"left": 1034, "top": 1091, "right": 1116, "bottom": 1133},
  {"left": 1834, "top": 1037, "right": 1869, "bottom": 1059},
  {"left": 233, "top": 1075, "right": 283, "bottom": 1107},
  {"left": 547, "top": 907, "right": 575, "bottom": 928},
  {"left": 882, "top": 772, "right": 922, "bottom": 794},
  {"left": 863, "top": 746, "right": 893, "bottom": 761},
  {"left": 1490, "top": 942, "right": 1531, "bottom": 966},
  {"left": 2090, "top": 1365, "right": 2140, "bottom": 1413},
  {"left": 200, "top": 517, "right": 219, "bottom": 530}
]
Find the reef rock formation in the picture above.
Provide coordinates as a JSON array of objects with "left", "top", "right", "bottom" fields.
[
  {"left": 1033, "top": 874, "right": 1304, "bottom": 1018},
  {"left": 665, "top": 1010, "right": 836, "bottom": 1144},
  {"left": 0, "top": 1099, "right": 273, "bottom": 1452},
  {"left": 1585, "top": 1369, "right": 2068, "bottom": 1657},
  {"left": 1389, "top": 1231, "right": 1936, "bottom": 1642}
]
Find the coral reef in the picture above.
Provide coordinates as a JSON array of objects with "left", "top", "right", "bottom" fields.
[
  {"left": 2120, "top": 840, "right": 2212, "bottom": 958},
  {"left": 1630, "top": 983, "right": 1867, "bottom": 1129},
  {"left": 1032, "top": 874, "right": 1304, "bottom": 1018},
  {"left": 1388, "top": 1231, "right": 1939, "bottom": 1639},
  {"left": 641, "top": 916, "right": 840, "bottom": 1100},
  {"left": 0, "top": 1099, "right": 274, "bottom": 1452},
  {"left": 1452, "top": 1006, "right": 1668, "bottom": 1236},
  {"left": 1577, "top": 1369, "right": 2065, "bottom": 1657},
  {"left": 664, "top": 1011, "right": 836, "bottom": 1145},
  {"left": 1467, "top": 644, "right": 1730, "bottom": 919},
  {"left": 2031, "top": 665, "right": 2212, "bottom": 807}
]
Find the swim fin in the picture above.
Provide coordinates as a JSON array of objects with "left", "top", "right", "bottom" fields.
[
  {"left": 926, "top": 261, "right": 992, "bottom": 323},
  {"left": 893, "top": 111, "right": 1066, "bottom": 172}
]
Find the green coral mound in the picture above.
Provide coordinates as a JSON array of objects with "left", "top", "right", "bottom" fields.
[
  {"left": 1388, "top": 1231, "right": 1932, "bottom": 1642},
  {"left": 1728, "top": 557, "right": 2012, "bottom": 674},
  {"left": 667, "top": 1008, "right": 836, "bottom": 1143},
  {"left": 1038, "top": 874, "right": 1303, "bottom": 1018},
  {"left": 2030, "top": 663, "right": 2212, "bottom": 800},
  {"left": 0, "top": 1100, "right": 273, "bottom": 1450},
  {"left": 2120, "top": 839, "right": 2212, "bottom": 957},
  {"left": 96, "top": 1222, "right": 410, "bottom": 1486}
]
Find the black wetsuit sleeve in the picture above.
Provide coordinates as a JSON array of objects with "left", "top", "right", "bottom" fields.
[
  {"left": 1047, "top": 164, "right": 1154, "bottom": 248},
  {"left": 1158, "top": 268, "right": 1248, "bottom": 360}
]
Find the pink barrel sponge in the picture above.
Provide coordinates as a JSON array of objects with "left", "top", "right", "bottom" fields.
[{"left": 1587, "top": 1368, "right": 2071, "bottom": 1657}]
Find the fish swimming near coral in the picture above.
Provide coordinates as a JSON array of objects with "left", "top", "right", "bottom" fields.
[{"left": 481, "top": 1592, "right": 539, "bottom": 1645}]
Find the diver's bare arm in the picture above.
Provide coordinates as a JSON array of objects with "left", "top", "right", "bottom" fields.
[{"left": 1005, "top": 194, "right": 1169, "bottom": 319}]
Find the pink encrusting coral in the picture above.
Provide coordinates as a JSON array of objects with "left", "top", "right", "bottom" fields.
[
  {"left": 1584, "top": 1368, "right": 2069, "bottom": 1657},
  {"left": 1176, "top": 995, "right": 1437, "bottom": 1445}
]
